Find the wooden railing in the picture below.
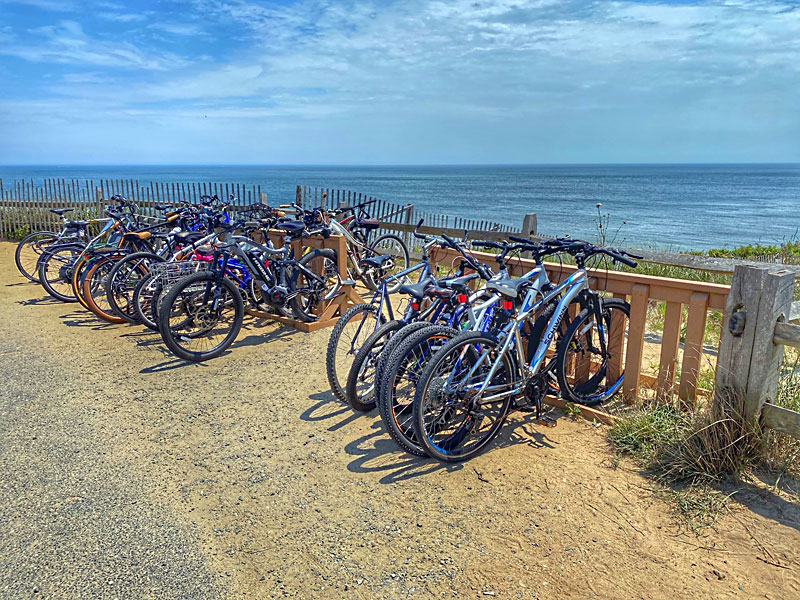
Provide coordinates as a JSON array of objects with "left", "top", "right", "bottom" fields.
[{"left": 426, "top": 246, "right": 731, "bottom": 410}]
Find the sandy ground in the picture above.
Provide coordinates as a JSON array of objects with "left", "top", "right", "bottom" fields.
[{"left": 0, "top": 240, "right": 798, "bottom": 600}]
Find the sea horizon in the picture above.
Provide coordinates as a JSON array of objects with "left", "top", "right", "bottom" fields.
[{"left": 2, "top": 163, "right": 798, "bottom": 252}]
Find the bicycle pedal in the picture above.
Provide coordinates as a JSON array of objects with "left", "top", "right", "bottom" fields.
[{"left": 535, "top": 416, "right": 557, "bottom": 427}]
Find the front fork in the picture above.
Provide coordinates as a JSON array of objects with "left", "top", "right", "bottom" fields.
[{"left": 205, "top": 253, "right": 230, "bottom": 316}]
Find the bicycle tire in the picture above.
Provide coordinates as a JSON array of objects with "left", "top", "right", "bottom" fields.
[
  {"left": 105, "top": 252, "right": 164, "bottom": 323},
  {"left": 555, "top": 298, "right": 630, "bottom": 406},
  {"left": 325, "top": 303, "right": 385, "bottom": 403},
  {"left": 37, "top": 244, "right": 83, "bottom": 302},
  {"left": 412, "top": 330, "right": 514, "bottom": 462},
  {"left": 15, "top": 230, "right": 58, "bottom": 283},
  {"left": 289, "top": 248, "right": 340, "bottom": 322},
  {"left": 158, "top": 272, "right": 244, "bottom": 362},
  {"left": 377, "top": 324, "right": 459, "bottom": 456},
  {"left": 345, "top": 320, "right": 406, "bottom": 411}
]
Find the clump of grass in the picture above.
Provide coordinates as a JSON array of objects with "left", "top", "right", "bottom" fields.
[
  {"left": 608, "top": 397, "right": 766, "bottom": 530},
  {"left": 655, "top": 486, "right": 735, "bottom": 533},
  {"left": 607, "top": 404, "right": 684, "bottom": 464},
  {"left": 762, "top": 352, "right": 800, "bottom": 477}
]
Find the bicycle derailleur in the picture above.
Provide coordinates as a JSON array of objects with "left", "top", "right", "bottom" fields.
[{"left": 517, "top": 376, "right": 557, "bottom": 427}]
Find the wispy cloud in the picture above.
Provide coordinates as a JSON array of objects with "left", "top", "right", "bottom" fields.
[
  {"left": 1, "top": 0, "right": 799, "bottom": 163},
  {"left": 0, "top": 20, "right": 187, "bottom": 69},
  {"left": 0, "top": 0, "right": 78, "bottom": 11}
]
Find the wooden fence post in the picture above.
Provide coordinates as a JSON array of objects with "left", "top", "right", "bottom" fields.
[
  {"left": 260, "top": 192, "right": 268, "bottom": 204},
  {"left": 715, "top": 265, "right": 795, "bottom": 423},
  {"left": 521, "top": 213, "right": 537, "bottom": 237},
  {"left": 96, "top": 186, "right": 104, "bottom": 217}
]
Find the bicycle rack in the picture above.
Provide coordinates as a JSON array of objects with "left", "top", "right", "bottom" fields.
[{"left": 245, "top": 233, "right": 363, "bottom": 333}]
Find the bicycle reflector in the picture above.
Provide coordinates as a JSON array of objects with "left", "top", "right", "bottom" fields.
[
  {"left": 411, "top": 301, "right": 420, "bottom": 311},
  {"left": 456, "top": 293, "right": 467, "bottom": 304},
  {"left": 502, "top": 300, "right": 514, "bottom": 310}
]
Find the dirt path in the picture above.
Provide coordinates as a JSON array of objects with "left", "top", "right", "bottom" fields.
[{"left": 0, "top": 241, "right": 798, "bottom": 600}]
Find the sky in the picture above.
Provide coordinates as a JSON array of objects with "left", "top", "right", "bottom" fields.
[{"left": 0, "top": 0, "right": 798, "bottom": 165}]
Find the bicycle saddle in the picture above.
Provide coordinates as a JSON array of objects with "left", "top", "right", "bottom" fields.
[
  {"left": 486, "top": 276, "right": 530, "bottom": 298},
  {"left": 122, "top": 231, "right": 151, "bottom": 242},
  {"left": 359, "top": 254, "right": 393, "bottom": 269},
  {"left": 425, "top": 285, "right": 454, "bottom": 299},
  {"left": 174, "top": 231, "right": 204, "bottom": 244},
  {"left": 276, "top": 220, "right": 305, "bottom": 234},
  {"left": 439, "top": 273, "right": 479, "bottom": 292},
  {"left": 50, "top": 208, "right": 74, "bottom": 216},
  {"left": 398, "top": 277, "right": 434, "bottom": 300},
  {"left": 355, "top": 218, "right": 381, "bottom": 230}
]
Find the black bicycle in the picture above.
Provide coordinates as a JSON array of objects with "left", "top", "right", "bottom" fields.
[{"left": 157, "top": 217, "right": 340, "bottom": 362}]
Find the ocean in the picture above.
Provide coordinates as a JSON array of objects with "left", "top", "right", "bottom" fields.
[{"left": 1, "top": 164, "right": 798, "bottom": 251}]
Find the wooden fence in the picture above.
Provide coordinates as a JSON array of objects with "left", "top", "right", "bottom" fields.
[
  {"left": 0, "top": 178, "right": 519, "bottom": 243},
  {"left": 426, "top": 245, "right": 731, "bottom": 419}
]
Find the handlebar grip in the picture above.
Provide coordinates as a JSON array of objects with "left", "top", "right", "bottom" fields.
[
  {"left": 508, "top": 234, "right": 532, "bottom": 244},
  {"left": 413, "top": 219, "right": 426, "bottom": 239},
  {"left": 472, "top": 240, "right": 500, "bottom": 249},
  {"left": 617, "top": 256, "right": 637, "bottom": 268}
]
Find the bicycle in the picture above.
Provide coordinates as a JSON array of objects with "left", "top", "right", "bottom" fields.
[
  {"left": 411, "top": 239, "right": 640, "bottom": 462},
  {"left": 156, "top": 216, "right": 340, "bottom": 361}
]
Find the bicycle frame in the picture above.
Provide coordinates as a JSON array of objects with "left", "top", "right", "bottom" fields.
[{"left": 448, "top": 268, "right": 590, "bottom": 403}]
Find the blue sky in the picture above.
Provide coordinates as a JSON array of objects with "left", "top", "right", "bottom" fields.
[{"left": 0, "top": 0, "right": 798, "bottom": 164}]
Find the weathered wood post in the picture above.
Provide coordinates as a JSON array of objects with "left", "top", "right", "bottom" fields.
[
  {"left": 404, "top": 203, "right": 415, "bottom": 250},
  {"left": 96, "top": 186, "right": 104, "bottom": 219},
  {"left": 714, "top": 265, "right": 795, "bottom": 424},
  {"left": 259, "top": 192, "right": 268, "bottom": 204},
  {"left": 521, "top": 213, "right": 537, "bottom": 237}
]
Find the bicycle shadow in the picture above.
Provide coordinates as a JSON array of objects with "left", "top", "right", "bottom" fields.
[
  {"left": 344, "top": 421, "right": 463, "bottom": 484},
  {"left": 300, "top": 390, "right": 364, "bottom": 432},
  {"left": 17, "top": 296, "right": 62, "bottom": 306},
  {"left": 342, "top": 408, "right": 561, "bottom": 485},
  {"left": 233, "top": 321, "right": 297, "bottom": 349},
  {"left": 58, "top": 312, "right": 120, "bottom": 331},
  {"left": 140, "top": 357, "right": 210, "bottom": 373}
]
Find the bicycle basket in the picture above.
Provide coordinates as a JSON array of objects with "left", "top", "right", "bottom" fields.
[{"left": 151, "top": 260, "right": 209, "bottom": 288}]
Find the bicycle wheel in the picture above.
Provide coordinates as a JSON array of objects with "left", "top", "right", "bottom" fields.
[
  {"left": 362, "top": 234, "right": 410, "bottom": 293},
  {"left": 82, "top": 256, "right": 126, "bottom": 324},
  {"left": 158, "top": 272, "right": 244, "bottom": 362},
  {"left": 325, "top": 303, "right": 385, "bottom": 403},
  {"left": 346, "top": 320, "right": 406, "bottom": 411},
  {"left": 106, "top": 252, "right": 164, "bottom": 323},
  {"left": 378, "top": 324, "right": 459, "bottom": 456},
  {"left": 413, "top": 331, "right": 514, "bottom": 462},
  {"left": 556, "top": 298, "right": 630, "bottom": 406},
  {"left": 37, "top": 244, "right": 83, "bottom": 302},
  {"left": 71, "top": 253, "right": 95, "bottom": 310},
  {"left": 132, "top": 272, "right": 160, "bottom": 330},
  {"left": 374, "top": 320, "right": 436, "bottom": 393},
  {"left": 289, "top": 249, "right": 341, "bottom": 322},
  {"left": 15, "top": 231, "right": 57, "bottom": 283}
]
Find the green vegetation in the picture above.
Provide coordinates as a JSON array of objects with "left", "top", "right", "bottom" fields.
[
  {"left": 1, "top": 206, "right": 102, "bottom": 241},
  {"left": 707, "top": 240, "right": 800, "bottom": 262},
  {"left": 609, "top": 359, "right": 800, "bottom": 531}
]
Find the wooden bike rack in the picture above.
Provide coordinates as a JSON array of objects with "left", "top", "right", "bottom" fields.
[{"left": 245, "top": 233, "right": 363, "bottom": 333}]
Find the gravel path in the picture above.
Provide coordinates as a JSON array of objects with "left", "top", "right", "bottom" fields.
[{"left": 0, "top": 241, "right": 798, "bottom": 600}]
